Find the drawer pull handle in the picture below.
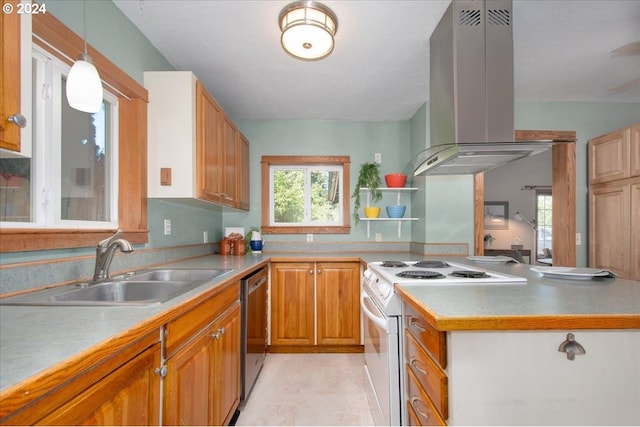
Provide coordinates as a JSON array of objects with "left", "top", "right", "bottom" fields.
[
  {"left": 558, "top": 333, "right": 586, "bottom": 361},
  {"left": 410, "top": 358, "right": 428, "bottom": 375},
  {"left": 410, "top": 318, "right": 427, "bottom": 332},
  {"left": 411, "top": 397, "right": 430, "bottom": 421}
]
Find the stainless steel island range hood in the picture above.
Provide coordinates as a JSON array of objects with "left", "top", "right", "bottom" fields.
[{"left": 414, "top": 0, "right": 562, "bottom": 176}]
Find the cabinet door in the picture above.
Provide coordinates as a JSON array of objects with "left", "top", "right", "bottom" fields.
[
  {"left": 37, "top": 343, "right": 161, "bottom": 426},
  {"left": 212, "top": 303, "right": 241, "bottom": 426},
  {"left": 237, "top": 132, "right": 250, "bottom": 211},
  {"left": 631, "top": 182, "right": 640, "bottom": 280},
  {"left": 196, "top": 80, "right": 224, "bottom": 203},
  {"left": 631, "top": 124, "right": 640, "bottom": 178},
  {"left": 589, "top": 128, "right": 630, "bottom": 184},
  {"left": 0, "top": 0, "right": 21, "bottom": 152},
  {"left": 164, "top": 327, "right": 215, "bottom": 426},
  {"left": 221, "top": 114, "right": 238, "bottom": 206},
  {"left": 316, "top": 262, "right": 361, "bottom": 345},
  {"left": 589, "top": 183, "right": 630, "bottom": 277},
  {"left": 271, "top": 262, "right": 315, "bottom": 346}
]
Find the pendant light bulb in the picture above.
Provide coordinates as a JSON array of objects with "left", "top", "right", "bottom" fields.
[
  {"left": 65, "top": 1, "right": 103, "bottom": 113},
  {"left": 66, "top": 53, "right": 103, "bottom": 113}
]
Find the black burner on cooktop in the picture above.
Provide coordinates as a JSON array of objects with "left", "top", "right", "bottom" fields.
[
  {"left": 380, "top": 261, "right": 409, "bottom": 268},
  {"left": 450, "top": 270, "right": 490, "bottom": 279},
  {"left": 396, "top": 270, "right": 446, "bottom": 279},
  {"left": 413, "top": 261, "right": 450, "bottom": 269}
]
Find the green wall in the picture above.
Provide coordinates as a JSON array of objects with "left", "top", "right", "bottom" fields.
[
  {"left": 228, "top": 120, "right": 413, "bottom": 243},
  {"left": 3, "top": 0, "right": 639, "bottom": 269}
]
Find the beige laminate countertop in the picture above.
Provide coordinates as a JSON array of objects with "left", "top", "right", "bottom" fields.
[{"left": 1, "top": 252, "right": 639, "bottom": 402}]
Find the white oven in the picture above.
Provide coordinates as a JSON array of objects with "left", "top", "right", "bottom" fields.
[
  {"left": 361, "top": 259, "right": 526, "bottom": 426},
  {"left": 361, "top": 274, "right": 401, "bottom": 426}
]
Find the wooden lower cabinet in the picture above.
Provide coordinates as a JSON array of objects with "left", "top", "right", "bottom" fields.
[
  {"left": 403, "top": 302, "right": 448, "bottom": 426},
  {"left": 36, "top": 342, "right": 161, "bottom": 426},
  {"left": 212, "top": 303, "right": 241, "bottom": 426},
  {"left": 316, "top": 262, "right": 361, "bottom": 346},
  {"left": 164, "top": 298, "right": 241, "bottom": 426},
  {"left": 270, "top": 261, "right": 361, "bottom": 350},
  {"left": 270, "top": 262, "right": 315, "bottom": 346}
]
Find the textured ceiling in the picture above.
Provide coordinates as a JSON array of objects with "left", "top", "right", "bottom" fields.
[{"left": 114, "top": 0, "right": 640, "bottom": 121}]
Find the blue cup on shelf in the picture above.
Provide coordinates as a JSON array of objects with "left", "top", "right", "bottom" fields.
[{"left": 386, "top": 205, "right": 406, "bottom": 218}]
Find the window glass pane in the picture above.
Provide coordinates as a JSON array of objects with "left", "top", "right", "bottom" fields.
[
  {"left": 273, "top": 169, "right": 304, "bottom": 223},
  {"left": 310, "top": 170, "right": 340, "bottom": 223},
  {"left": 60, "top": 79, "right": 111, "bottom": 222},
  {"left": 536, "top": 193, "right": 552, "bottom": 256},
  {"left": 0, "top": 157, "right": 31, "bottom": 222}
]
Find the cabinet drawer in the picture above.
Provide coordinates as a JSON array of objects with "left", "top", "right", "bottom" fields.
[
  {"left": 165, "top": 281, "right": 240, "bottom": 356},
  {"left": 405, "top": 329, "right": 448, "bottom": 419},
  {"left": 404, "top": 303, "right": 447, "bottom": 368},
  {"left": 406, "top": 368, "right": 447, "bottom": 426}
]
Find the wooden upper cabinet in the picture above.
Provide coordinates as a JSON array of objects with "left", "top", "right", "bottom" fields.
[
  {"left": 0, "top": 0, "right": 22, "bottom": 152},
  {"left": 238, "top": 132, "right": 251, "bottom": 210},
  {"left": 146, "top": 71, "right": 249, "bottom": 211},
  {"left": 589, "top": 127, "right": 630, "bottom": 184},
  {"left": 196, "top": 79, "right": 224, "bottom": 203},
  {"left": 221, "top": 113, "right": 239, "bottom": 205},
  {"left": 631, "top": 124, "right": 640, "bottom": 178}
]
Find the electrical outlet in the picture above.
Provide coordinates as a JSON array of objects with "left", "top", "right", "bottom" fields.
[
  {"left": 203, "top": 231, "right": 209, "bottom": 243},
  {"left": 307, "top": 234, "right": 313, "bottom": 242},
  {"left": 374, "top": 153, "right": 382, "bottom": 164},
  {"left": 375, "top": 233, "right": 382, "bottom": 242},
  {"left": 576, "top": 232, "right": 581, "bottom": 245},
  {"left": 163, "top": 219, "right": 171, "bottom": 236}
]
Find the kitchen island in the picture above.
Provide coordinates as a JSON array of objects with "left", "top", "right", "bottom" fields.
[
  {"left": 393, "top": 259, "right": 639, "bottom": 426},
  {"left": 1, "top": 253, "right": 638, "bottom": 425}
]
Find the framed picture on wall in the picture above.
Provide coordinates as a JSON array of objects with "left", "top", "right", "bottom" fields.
[{"left": 484, "top": 201, "right": 509, "bottom": 230}]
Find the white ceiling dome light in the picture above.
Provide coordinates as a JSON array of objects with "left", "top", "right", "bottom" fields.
[
  {"left": 279, "top": 1, "right": 338, "bottom": 61},
  {"left": 66, "top": 0, "right": 103, "bottom": 113}
]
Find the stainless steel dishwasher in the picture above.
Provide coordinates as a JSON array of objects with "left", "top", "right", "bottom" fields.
[{"left": 240, "top": 266, "right": 268, "bottom": 407}]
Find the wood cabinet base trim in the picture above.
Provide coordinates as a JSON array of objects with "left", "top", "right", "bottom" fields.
[{"left": 267, "top": 345, "right": 363, "bottom": 353}]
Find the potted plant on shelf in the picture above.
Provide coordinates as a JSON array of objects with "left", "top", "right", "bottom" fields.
[{"left": 352, "top": 162, "right": 382, "bottom": 223}]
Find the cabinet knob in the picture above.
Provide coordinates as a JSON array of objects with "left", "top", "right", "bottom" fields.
[
  {"left": 558, "top": 333, "right": 586, "bottom": 360},
  {"left": 316, "top": 269, "right": 322, "bottom": 274},
  {"left": 8, "top": 113, "right": 27, "bottom": 128},
  {"left": 309, "top": 270, "right": 314, "bottom": 275}
]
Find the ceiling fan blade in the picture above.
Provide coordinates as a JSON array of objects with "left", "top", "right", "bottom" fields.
[
  {"left": 610, "top": 41, "right": 640, "bottom": 56},
  {"left": 607, "top": 78, "right": 640, "bottom": 94}
]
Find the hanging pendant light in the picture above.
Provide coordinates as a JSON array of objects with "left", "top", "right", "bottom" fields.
[
  {"left": 279, "top": 1, "right": 338, "bottom": 61},
  {"left": 66, "top": 0, "right": 103, "bottom": 113}
]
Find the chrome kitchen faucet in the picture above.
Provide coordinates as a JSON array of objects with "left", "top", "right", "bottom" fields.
[{"left": 92, "top": 230, "right": 134, "bottom": 282}]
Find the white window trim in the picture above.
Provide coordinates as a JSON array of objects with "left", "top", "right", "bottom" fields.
[
  {"left": 0, "top": 45, "right": 119, "bottom": 229},
  {"left": 268, "top": 164, "right": 344, "bottom": 227}
]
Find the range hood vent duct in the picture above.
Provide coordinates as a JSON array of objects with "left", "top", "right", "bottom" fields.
[{"left": 414, "top": 0, "right": 563, "bottom": 176}]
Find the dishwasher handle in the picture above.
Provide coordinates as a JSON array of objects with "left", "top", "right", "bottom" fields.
[{"left": 245, "top": 268, "right": 268, "bottom": 294}]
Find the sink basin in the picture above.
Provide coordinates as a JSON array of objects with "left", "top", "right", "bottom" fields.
[
  {"left": 0, "top": 268, "right": 233, "bottom": 306},
  {"left": 47, "top": 280, "right": 198, "bottom": 305},
  {"left": 122, "top": 269, "right": 228, "bottom": 283}
]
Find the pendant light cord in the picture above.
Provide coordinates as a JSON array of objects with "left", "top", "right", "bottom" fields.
[{"left": 83, "top": 0, "right": 88, "bottom": 55}]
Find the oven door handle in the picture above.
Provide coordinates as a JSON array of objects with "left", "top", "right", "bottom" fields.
[{"left": 360, "top": 290, "right": 388, "bottom": 331}]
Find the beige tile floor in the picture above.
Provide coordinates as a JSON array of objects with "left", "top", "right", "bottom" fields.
[{"left": 236, "top": 353, "right": 375, "bottom": 426}]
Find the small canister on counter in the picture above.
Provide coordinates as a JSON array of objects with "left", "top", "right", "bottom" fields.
[
  {"left": 234, "top": 239, "right": 246, "bottom": 256},
  {"left": 219, "top": 238, "right": 232, "bottom": 255}
]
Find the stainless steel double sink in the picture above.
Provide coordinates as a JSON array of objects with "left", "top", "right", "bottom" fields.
[{"left": 0, "top": 269, "right": 233, "bottom": 306}]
